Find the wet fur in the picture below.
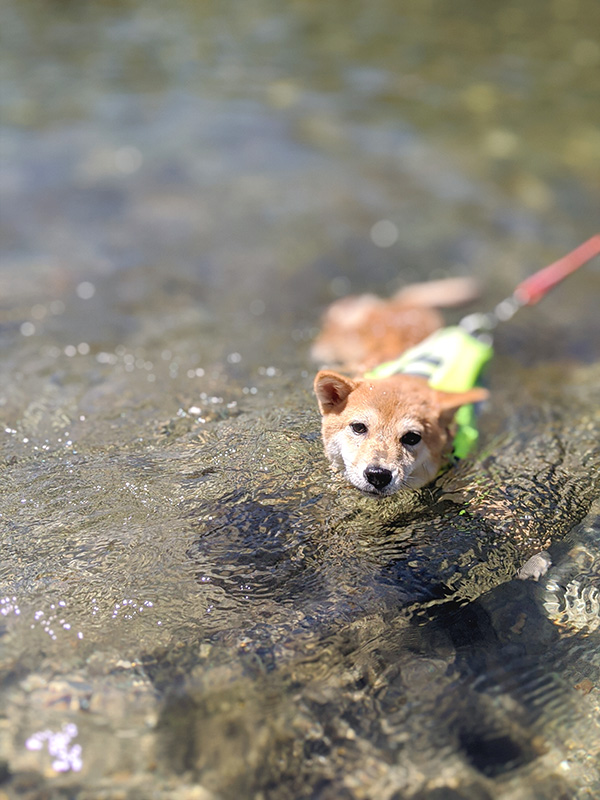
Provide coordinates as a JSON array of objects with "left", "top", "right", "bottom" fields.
[
  {"left": 313, "top": 278, "right": 488, "bottom": 495},
  {"left": 311, "top": 277, "right": 480, "bottom": 373}
]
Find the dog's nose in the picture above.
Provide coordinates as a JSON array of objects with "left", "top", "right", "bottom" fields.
[{"left": 364, "top": 465, "right": 393, "bottom": 490}]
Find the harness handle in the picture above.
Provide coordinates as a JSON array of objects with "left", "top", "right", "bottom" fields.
[{"left": 514, "top": 234, "right": 600, "bottom": 305}]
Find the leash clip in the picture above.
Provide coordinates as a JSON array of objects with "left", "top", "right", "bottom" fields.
[
  {"left": 459, "top": 234, "right": 599, "bottom": 343},
  {"left": 460, "top": 293, "right": 526, "bottom": 343},
  {"left": 458, "top": 311, "right": 496, "bottom": 345},
  {"left": 492, "top": 293, "right": 525, "bottom": 323}
]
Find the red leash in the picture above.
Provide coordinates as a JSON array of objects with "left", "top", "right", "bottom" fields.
[
  {"left": 514, "top": 234, "right": 600, "bottom": 305},
  {"left": 461, "top": 235, "right": 600, "bottom": 337}
]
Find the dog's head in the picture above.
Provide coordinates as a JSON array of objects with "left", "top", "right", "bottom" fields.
[{"left": 314, "top": 370, "right": 488, "bottom": 496}]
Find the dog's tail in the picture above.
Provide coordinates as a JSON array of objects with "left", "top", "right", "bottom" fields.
[{"left": 393, "top": 277, "right": 480, "bottom": 308}]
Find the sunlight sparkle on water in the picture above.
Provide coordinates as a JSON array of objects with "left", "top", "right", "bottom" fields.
[{"left": 25, "top": 723, "right": 83, "bottom": 773}]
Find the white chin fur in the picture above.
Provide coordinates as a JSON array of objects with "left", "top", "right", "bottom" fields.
[{"left": 325, "top": 435, "right": 436, "bottom": 494}]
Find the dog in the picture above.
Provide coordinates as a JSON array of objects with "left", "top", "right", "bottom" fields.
[{"left": 312, "top": 278, "right": 488, "bottom": 496}]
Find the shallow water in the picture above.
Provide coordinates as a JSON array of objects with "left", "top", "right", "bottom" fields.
[{"left": 1, "top": 1, "right": 600, "bottom": 798}]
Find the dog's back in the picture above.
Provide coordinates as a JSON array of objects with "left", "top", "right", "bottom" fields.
[{"left": 311, "top": 277, "right": 479, "bottom": 372}]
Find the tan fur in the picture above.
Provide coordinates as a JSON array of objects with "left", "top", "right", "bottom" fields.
[
  {"left": 314, "top": 371, "right": 488, "bottom": 495},
  {"left": 312, "top": 278, "right": 487, "bottom": 495},
  {"left": 311, "top": 277, "right": 479, "bottom": 372}
]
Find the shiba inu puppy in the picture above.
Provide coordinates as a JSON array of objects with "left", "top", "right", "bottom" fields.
[
  {"left": 313, "top": 277, "right": 488, "bottom": 495},
  {"left": 314, "top": 371, "right": 488, "bottom": 495}
]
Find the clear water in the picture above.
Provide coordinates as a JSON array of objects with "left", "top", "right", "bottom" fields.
[{"left": 1, "top": 1, "right": 599, "bottom": 798}]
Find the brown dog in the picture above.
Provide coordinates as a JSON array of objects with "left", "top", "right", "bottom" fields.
[
  {"left": 311, "top": 277, "right": 480, "bottom": 373},
  {"left": 313, "top": 278, "right": 488, "bottom": 495}
]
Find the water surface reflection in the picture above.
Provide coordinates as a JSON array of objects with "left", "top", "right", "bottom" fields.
[{"left": 1, "top": 1, "right": 599, "bottom": 797}]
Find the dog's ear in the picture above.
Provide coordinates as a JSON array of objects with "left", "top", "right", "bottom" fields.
[
  {"left": 314, "top": 371, "right": 358, "bottom": 414},
  {"left": 433, "top": 386, "right": 489, "bottom": 425}
]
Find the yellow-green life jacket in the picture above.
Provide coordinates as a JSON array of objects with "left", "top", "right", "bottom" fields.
[{"left": 365, "top": 326, "right": 493, "bottom": 459}]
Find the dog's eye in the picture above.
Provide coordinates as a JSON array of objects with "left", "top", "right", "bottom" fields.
[
  {"left": 401, "top": 431, "right": 422, "bottom": 446},
  {"left": 350, "top": 422, "right": 368, "bottom": 435}
]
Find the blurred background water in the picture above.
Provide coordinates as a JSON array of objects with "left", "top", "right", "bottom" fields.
[{"left": 1, "top": 1, "right": 599, "bottom": 798}]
